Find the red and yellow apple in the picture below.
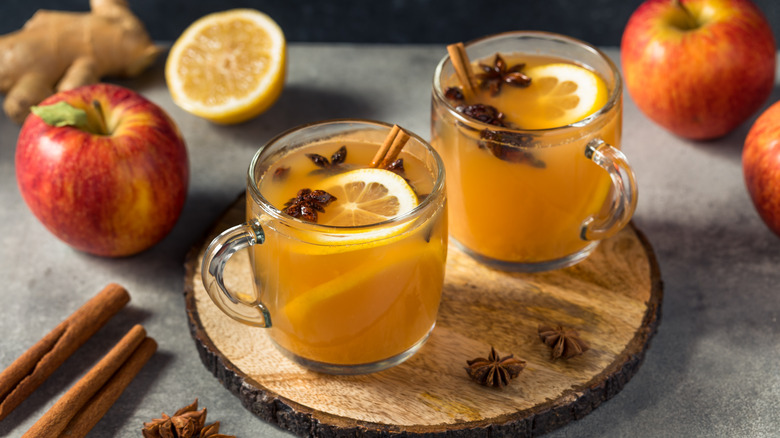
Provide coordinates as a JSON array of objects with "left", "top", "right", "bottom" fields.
[
  {"left": 743, "top": 101, "right": 780, "bottom": 237},
  {"left": 15, "top": 83, "right": 189, "bottom": 257},
  {"left": 621, "top": 0, "right": 776, "bottom": 140}
]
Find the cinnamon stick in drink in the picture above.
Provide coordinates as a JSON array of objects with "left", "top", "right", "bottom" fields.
[
  {"left": 370, "top": 124, "right": 410, "bottom": 169},
  {"left": 0, "top": 283, "right": 130, "bottom": 421},
  {"left": 22, "top": 324, "right": 148, "bottom": 437},
  {"left": 447, "top": 42, "right": 477, "bottom": 98},
  {"left": 370, "top": 124, "right": 401, "bottom": 168}
]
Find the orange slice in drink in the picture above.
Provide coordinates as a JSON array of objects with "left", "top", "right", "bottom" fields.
[
  {"left": 165, "top": 9, "right": 286, "bottom": 124},
  {"left": 512, "top": 63, "right": 608, "bottom": 130}
]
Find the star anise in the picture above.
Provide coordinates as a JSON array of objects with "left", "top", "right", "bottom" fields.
[
  {"left": 383, "top": 158, "right": 405, "bottom": 174},
  {"left": 283, "top": 188, "right": 337, "bottom": 222},
  {"left": 455, "top": 103, "right": 505, "bottom": 126},
  {"left": 476, "top": 54, "right": 532, "bottom": 96},
  {"left": 142, "top": 399, "right": 235, "bottom": 438},
  {"left": 306, "top": 145, "right": 347, "bottom": 175},
  {"left": 479, "top": 129, "right": 545, "bottom": 168},
  {"left": 444, "top": 86, "right": 464, "bottom": 101},
  {"left": 465, "top": 346, "right": 526, "bottom": 388},
  {"left": 538, "top": 325, "right": 590, "bottom": 360},
  {"left": 272, "top": 166, "right": 290, "bottom": 182}
]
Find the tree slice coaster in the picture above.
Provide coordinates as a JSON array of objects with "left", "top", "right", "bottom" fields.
[{"left": 184, "top": 193, "right": 663, "bottom": 437}]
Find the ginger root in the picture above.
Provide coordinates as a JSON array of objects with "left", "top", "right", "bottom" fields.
[{"left": 0, "top": 0, "right": 160, "bottom": 123}]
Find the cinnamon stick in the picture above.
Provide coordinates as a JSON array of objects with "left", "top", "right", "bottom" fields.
[
  {"left": 447, "top": 42, "right": 477, "bottom": 98},
  {"left": 370, "top": 124, "right": 410, "bottom": 169},
  {"left": 0, "top": 283, "right": 130, "bottom": 421},
  {"left": 22, "top": 324, "right": 147, "bottom": 437},
  {"left": 370, "top": 124, "right": 401, "bottom": 168},
  {"left": 61, "top": 337, "right": 157, "bottom": 438}
]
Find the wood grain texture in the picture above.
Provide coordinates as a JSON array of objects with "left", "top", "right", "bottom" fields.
[{"left": 184, "top": 193, "right": 663, "bottom": 437}]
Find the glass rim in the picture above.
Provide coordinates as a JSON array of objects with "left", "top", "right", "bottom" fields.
[
  {"left": 246, "top": 118, "right": 446, "bottom": 232},
  {"left": 432, "top": 30, "right": 622, "bottom": 135}
]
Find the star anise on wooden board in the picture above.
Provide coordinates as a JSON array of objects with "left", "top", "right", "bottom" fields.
[
  {"left": 476, "top": 54, "right": 532, "bottom": 96},
  {"left": 142, "top": 399, "right": 235, "bottom": 438},
  {"left": 283, "top": 188, "right": 337, "bottom": 222},
  {"left": 465, "top": 346, "right": 526, "bottom": 388},
  {"left": 538, "top": 325, "right": 590, "bottom": 360}
]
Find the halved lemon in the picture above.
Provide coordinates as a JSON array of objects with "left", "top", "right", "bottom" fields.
[
  {"left": 512, "top": 63, "right": 608, "bottom": 130},
  {"left": 317, "top": 168, "right": 419, "bottom": 226},
  {"left": 165, "top": 9, "right": 286, "bottom": 124}
]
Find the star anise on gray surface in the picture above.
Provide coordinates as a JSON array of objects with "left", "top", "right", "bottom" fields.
[
  {"left": 142, "top": 399, "right": 235, "bottom": 438},
  {"left": 283, "top": 188, "right": 337, "bottom": 222},
  {"left": 476, "top": 54, "right": 532, "bottom": 96},
  {"left": 538, "top": 325, "right": 590, "bottom": 360},
  {"left": 465, "top": 346, "right": 526, "bottom": 388}
]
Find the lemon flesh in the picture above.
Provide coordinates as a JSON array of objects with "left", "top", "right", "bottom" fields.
[
  {"left": 317, "top": 168, "right": 419, "bottom": 227},
  {"left": 165, "top": 9, "right": 286, "bottom": 124},
  {"left": 511, "top": 63, "right": 608, "bottom": 130}
]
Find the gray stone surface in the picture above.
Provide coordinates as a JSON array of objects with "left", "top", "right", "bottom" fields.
[{"left": 1, "top": 44, "right": 779, "bottom": 437}]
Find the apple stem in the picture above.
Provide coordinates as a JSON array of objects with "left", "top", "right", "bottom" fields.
[
  {"left": 92, "top": 100, "right": 109, "bottom": 136},
  {"left": 672, "top": 0, "right": 698, "bottom": 29}
]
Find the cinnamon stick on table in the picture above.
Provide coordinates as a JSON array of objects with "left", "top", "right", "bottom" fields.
[
  {"left": 62, "top": 337, "right": 157, "bottom": 438},
  {"left": 370, "top": 124, "right": 411, "bottom": 169},
  {"left": 0, "top": 283, "right": 130, "bottom": 421},
  {"left": 22, "top": 324, "right": 153, "bottom": 437}
]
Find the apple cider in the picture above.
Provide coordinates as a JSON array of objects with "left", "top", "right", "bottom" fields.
[
  {"left": 432, "top": 33, "right": 634, "bottom": 271},
  {"left": 248, "top": 136, "right": 447, "bottom": 369}
]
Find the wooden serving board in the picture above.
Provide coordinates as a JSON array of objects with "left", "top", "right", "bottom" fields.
[{"left": 184, "top": 193, "right": 663, "bottom": 437}]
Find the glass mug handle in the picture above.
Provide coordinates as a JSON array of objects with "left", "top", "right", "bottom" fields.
[
  {"left": 581, "top": 139, "right": 638, "bottom": 241},
  {"left": 200, "top": 218, "right": 272, "bottom": 327}
]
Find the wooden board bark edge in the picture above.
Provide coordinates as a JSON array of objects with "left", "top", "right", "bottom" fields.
[{"left": 183, "top": 193, "right": 663, "bottom": 437}]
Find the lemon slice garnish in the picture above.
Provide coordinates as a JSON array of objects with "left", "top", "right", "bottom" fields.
[
  {"left": 317, "top": 168, "right": 419, "bottom": 226},
  {"left": 280, "top": 169, "right": 429, "bottom": 320},
  {"left": 165, "top": 9, "right": 286, "bottom": 124},
  {"left": 281, "top": 168, "right": 420, "bottom": 255},
  {"left": 512, "top": 63, "right": 608, "bottom": 130}
]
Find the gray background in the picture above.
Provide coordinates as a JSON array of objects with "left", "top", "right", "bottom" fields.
[
  {"left": 2, "top": 1, "right": 780, "bottom": 438},
  {"left": 1, "top": 0, "right": 779, "bottom": 46}
]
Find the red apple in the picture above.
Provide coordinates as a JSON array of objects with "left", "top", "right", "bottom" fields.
[
  {"left": 15, "top": 83, "right": 189, "bottom": 257},
  {"left": 621, "top": 0, "right": 776, "bottom": 140},
  {"left": 743, "top": 101, "right": 780, "bottom": 237}
]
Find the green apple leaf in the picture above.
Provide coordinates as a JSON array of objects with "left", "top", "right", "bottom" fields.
[{"left": 30, "top": 101, "right": 89, "bottom": 129}]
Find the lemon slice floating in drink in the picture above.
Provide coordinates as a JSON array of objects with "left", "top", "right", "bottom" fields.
[
  {"left": 317, "top": 168, "right": 419, "bottom": 226},
  {"left": 512, "top": 63, "right": 608, "bottom": 130},
  {"left": 283, "top": 168, "right": 421, "bottom": 254},
  {"left": 165, "top": 9, "right": 286, "bottom": 124},
  {"left": 281, "top": 168, "right": 431, "bottom": 324}
]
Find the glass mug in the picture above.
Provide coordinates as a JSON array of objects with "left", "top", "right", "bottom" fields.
[
  {"left": 201, "top": 120, "right": 448, "bottom": 374},
  {"left": 431, "top": 31, "right": 637, "bottom": 272}
]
